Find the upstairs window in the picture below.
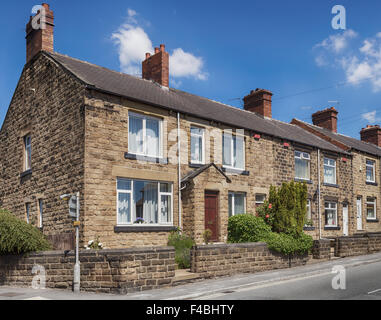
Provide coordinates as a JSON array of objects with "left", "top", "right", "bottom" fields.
[
  {"left": 366, "top": 160, "right": 376, "bottom": 183},
  {"left": 190, "top": 126, "right": 205, "bottom": 164},
  {"left": 366, "top": 198, "right": 377, "bottom": 220},
  {"left": 295, "top": 151, "right": 310, "bottom": 181},
  {"left": 128, "top": 112, "right": 162, "bottom": 158},
  {"left": 24, "top": 135, "right": 32, "bottom": 171},
  {"left": 324, "top": 158, "right": 336, "bottom": 185},
  {"left": 223, "top": 132, "right": 245, "bottom": 170},
  {"left": 38, "top": 199, "right": 44, "bottom": 228}
]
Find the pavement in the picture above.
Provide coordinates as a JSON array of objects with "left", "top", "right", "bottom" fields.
[{"left": 1, "top": 252, "right": 381, "bottom": 300}]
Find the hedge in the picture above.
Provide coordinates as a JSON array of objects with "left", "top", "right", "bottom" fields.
[{"left": 0, "top": 209, "right": 52, "bottom": 255}]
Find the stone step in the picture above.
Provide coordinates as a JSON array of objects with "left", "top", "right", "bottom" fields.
[{"left": 172, "top": 269, "right": 202, "bottom": 286}]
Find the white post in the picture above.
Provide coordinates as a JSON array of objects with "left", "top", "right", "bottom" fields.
[{"left": 73, "top": 192, "right": 80, "bottom": 293}]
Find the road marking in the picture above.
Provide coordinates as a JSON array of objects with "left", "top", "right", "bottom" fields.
[{"left": 368, "top": 289, "right": 381, "bottom": 295}]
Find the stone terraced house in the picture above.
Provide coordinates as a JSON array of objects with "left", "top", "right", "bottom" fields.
[{"left": 0, "top": 4, "right": 380, "bottom": 250}]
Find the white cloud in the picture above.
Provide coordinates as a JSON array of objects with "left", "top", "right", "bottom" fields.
[
  {"left": 170, "top": 48, "right": 208, "bottom": 80},
  {"left": 361, "top": 111, "right": 381, "bottom": 123},
  {"left": 111, "top": 9, "right": 208, "bottom": 84},
  {"left": 315, "top": 29, "right": 357, "bottom": 53},
  {"left": 314, "top": 31, "right": 381, "bottom": 92}
]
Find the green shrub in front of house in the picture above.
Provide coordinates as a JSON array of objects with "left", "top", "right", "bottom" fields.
[
  {"left": 168, "top": 229, "right": 195, "bottom": 269},
  {"left": 257, "top": 181, "right": 308, "bottom": 236},
  {"left": 227, "top": 214, "right": 313, "bottom": 256},
  {"left": 228, "top": 214, "right": 272, "bottom": 243},
  {"left": 0, "top": 209, "right": 52, "bottom": 255}
]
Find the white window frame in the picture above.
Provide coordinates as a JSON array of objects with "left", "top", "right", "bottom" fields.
[
  {"left": 324, "top": 157, "right": 336, "bottom": 184},
  {"left": 366, "top": 160, "right": 376, "bottom": 183},
  {"left": 24, "top": 135, "right": 32, "bottom": 171},
  {"left": 190, "top": 126, "right": 205, "bottom": 165},
  {"left": 128, "top": 112, "right": 163, "bottom": 158},
  {"left": 324, "top": 201, "right": 338, "bottom": 227},
  {"left": 255, "top": 194, "right": 266, "bottom": 207},
  {"left": 38, "top": 199, "right": 43, "bottom": 228},
  {"left": 25, "top": 203, "right": 31, "bottom": 224},
  {"left": 366, "top": 198, "right": 377, "bottom": 221},
  {"left": 116, "top": 178, "right": 173, "bottom": 226},
  {"left": 305, "top": 199, "right": 312, "bottom": 226},
  {"left": 295, "top": 151, "right": 311, "bottom": 181},
  {"left": 222, "top": 132, "right": 245, "bottom": 171},
  {"left": 229, "top": 192, "right": 246, "bottom": 217}
]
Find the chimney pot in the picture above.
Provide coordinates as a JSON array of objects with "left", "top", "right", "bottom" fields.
[
  {"left": 312, "top": 107, "right": 338, "bottom": 133},
  {"left": 360, "top": 125, "right": 381, "bottom": 147},
  {"left": 243, "top": 89, "right": 273, "bottom": 118},
  {"left": 145, "top": 53, "right": 151, "bottom": 59},
  {"left": 142, "top": 44, "right": 169, "bottom": 87}
]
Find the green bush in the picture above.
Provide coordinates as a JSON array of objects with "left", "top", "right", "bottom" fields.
[
  {"left": 168, "top": 230, "right": 195, "bottom": 269},
  {"left": 228, "top": 214, "right": 272, "bottom": 243},
  {"left": 0, "top": 209, "right": 52, "bottom": 255},
  {"left": 227, "top": 214, "right": 313, "bottom": 256},
  {"left": 258, "top": 182, "right": 308, "bottom": 235},
  {"left": 265, "top": 232, "right": 313, "bottom": 256}
]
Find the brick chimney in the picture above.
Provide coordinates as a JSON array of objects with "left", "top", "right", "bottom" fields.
[
  {"left": 312, "top": 107, "right": 338, "bottom": 133},
  {"left": 360, "top": 125, "right": 381, "bottom": 147},
  {"left": 26, "top": 3, "right": 54, "bottom": 63},
  {"left": 243, "top": 89, "right": 273, "bottom": 118},
  {"left": 142, "top": 44, "right": 169, "bottom": 87}
]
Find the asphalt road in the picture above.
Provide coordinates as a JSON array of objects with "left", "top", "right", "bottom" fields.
[
  {"left": 198, "top": 261, "right": 381, "bottom": 300},
  {"left": 1, "top": 252, "right": 381, "bottom": 300}
]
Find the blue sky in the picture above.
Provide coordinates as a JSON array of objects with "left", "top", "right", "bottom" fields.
[{"left": 1, "top": 0, "right": 381, "bottom": 139}]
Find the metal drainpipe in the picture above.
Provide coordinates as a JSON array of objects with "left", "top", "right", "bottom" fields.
[
  {"left": 177, "top": 113, "right": 182, "bottom": 231},
  {"left": 318, "top": 148, "right": 322, "bottom": 240}
]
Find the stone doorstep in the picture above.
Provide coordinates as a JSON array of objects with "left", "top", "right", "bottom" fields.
[{"left": 172, "top": 269, "right": 202, "bottom": 286}]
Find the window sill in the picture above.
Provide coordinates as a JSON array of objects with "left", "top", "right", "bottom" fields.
[
  {"left": 114, "top": 226, "right": 177, "bottom": 233},
  {"left": 20, "top": 169, "right": 32, "bottom": 178},
  {"left": 324, "top": 226, "right": 341, "bottom": 231},
  {"left": 367, "top": 219, "right": 379, "bottom": 223},
  {"left": 124, "top": 153, "right": 168, "bottom": 164},
  {"left": 294, "top": 178, "right": 313, "bottom": 184},
  {"left": 303, "top": 226, "right": 315, "bottom": 231},
  {"left": 366, "top": 181, "right": 378, "bottom": 186},
  {"left": 222, "top": 167, "right": 250, "bottom": 176},
  {"left": 323, "top": 183, "right": 339, "bottom": 188}
]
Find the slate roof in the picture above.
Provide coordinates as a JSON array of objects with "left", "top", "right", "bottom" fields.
[
  {"left": 293, "top": 119, "right": 381, "bottom": 157},
  {"left": 181, "top": 163, "right": 232, "bottom": 185},
  {"left": 44, "top": 51, "right": 349, "bottom": 155}
]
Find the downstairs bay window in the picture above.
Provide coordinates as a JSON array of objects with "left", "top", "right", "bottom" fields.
[{"left": 117, "top": 178, "right": 173, "bottom": 226}]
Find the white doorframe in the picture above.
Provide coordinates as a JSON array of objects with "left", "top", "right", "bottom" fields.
[
  {"left": 343, "top": 203, "right": 349, "bottom": 236},
  {"left": 356, "top": 197, "right": 363, "bottom": 231}
]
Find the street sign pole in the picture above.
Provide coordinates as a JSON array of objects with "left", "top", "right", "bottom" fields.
[{"left": 73, "top": 192, "right": 80, "bottom": 293}]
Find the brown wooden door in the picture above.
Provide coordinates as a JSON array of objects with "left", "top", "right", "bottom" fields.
[{"left": 205, "top": 191, "right": 219, "bottom": 242}]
